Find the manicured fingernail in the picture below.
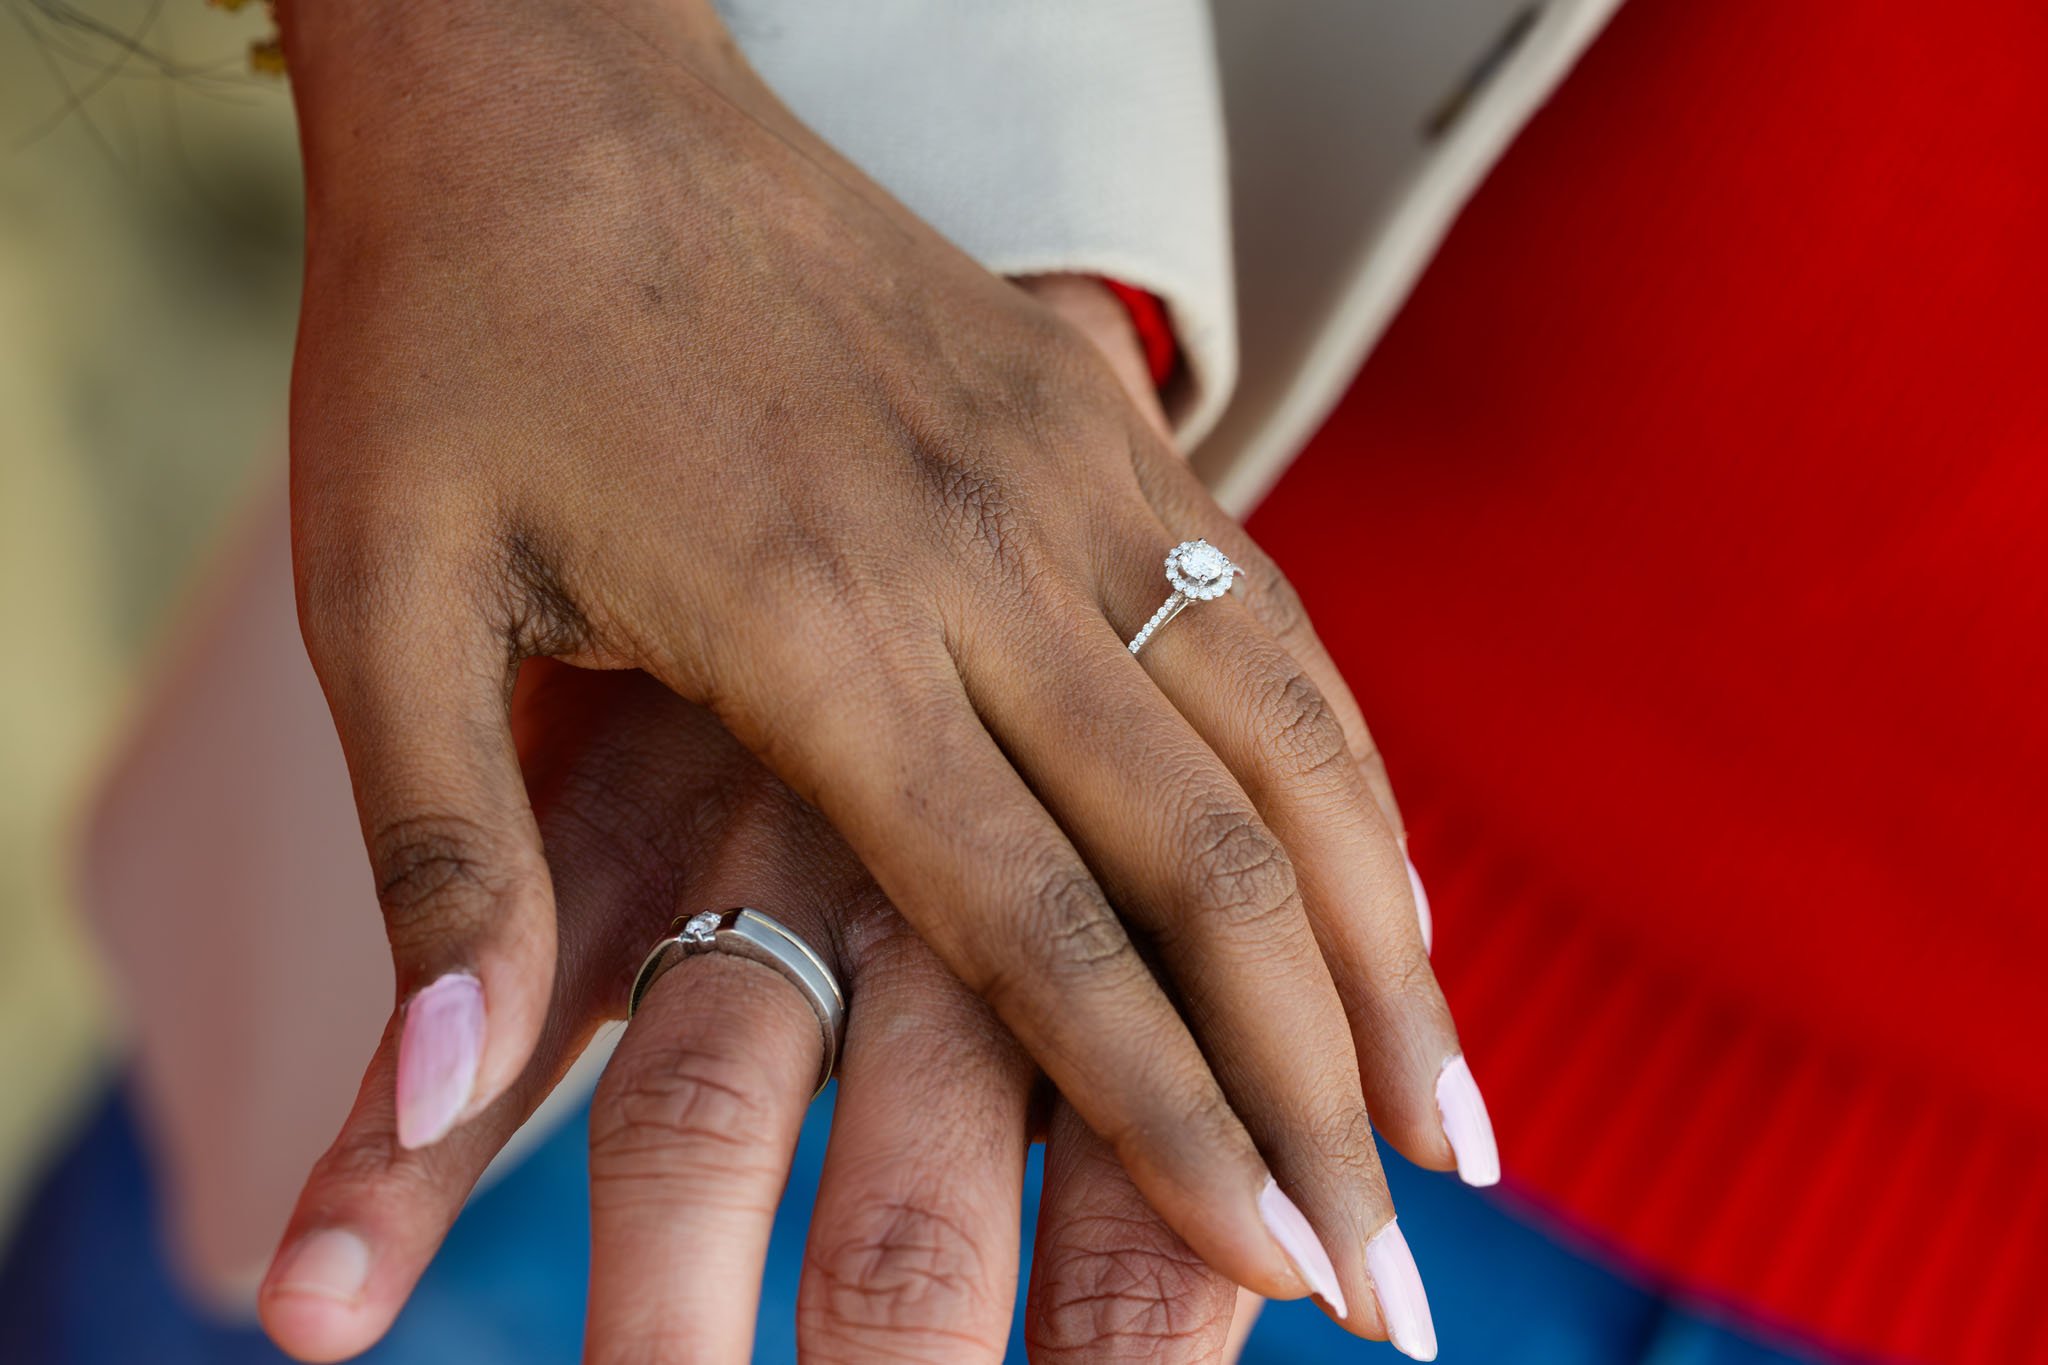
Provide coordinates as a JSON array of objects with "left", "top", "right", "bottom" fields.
[
  {"left": 396, "top": 971, "right": 484, "bottom": 1149},
  {"left": 1258, "top": 1177, "right": 1348, "bottom": 1320},
  {"left": 270, "top": 1228, "right": 371, "bottom": 1303},
  {"left": 1436, "top": 1054, "right": 1501, "bottom": 1187},
  {"left": 1405, "top": 851, "right": 1433, "bottom": 954},
  {"left": 1367, "top": 1220, "right": 1437, "bottom": 1360}
]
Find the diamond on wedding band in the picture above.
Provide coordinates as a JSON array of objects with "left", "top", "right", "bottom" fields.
[
  {"left": 1129, "top": 539, "right": 1240, "bottom": 654},
  {"left": 630, "top": 908, "right": 847, "bottom": 1096}
]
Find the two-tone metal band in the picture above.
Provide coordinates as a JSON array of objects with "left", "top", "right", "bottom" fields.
[{"left": 630, "top": 908, "right": 847, "bottom": 1097}]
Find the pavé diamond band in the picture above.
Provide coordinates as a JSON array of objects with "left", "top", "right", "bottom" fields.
[
  {"left": 630, "top": 908, "right": 846, "bottom": 1096},
  {"left": 1127, "top": 539, "right": 1241, "bottom": 655}
]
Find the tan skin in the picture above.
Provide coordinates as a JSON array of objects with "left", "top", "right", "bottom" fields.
[{"left": 279, "top": 0, "right": 1464, "bottom": 1339}]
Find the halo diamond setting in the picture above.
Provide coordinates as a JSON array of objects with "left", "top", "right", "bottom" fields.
[
  {"left": 1129, "top": 539, "right": 1241, "bottom": 654},
  {"left": 1166, "top": 539, "right": 1237, "bottom": 600}
]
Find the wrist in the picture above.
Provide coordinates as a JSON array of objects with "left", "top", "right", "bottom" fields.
[{"left": 282, "top": 0, "right": 738, "bottom": 216}]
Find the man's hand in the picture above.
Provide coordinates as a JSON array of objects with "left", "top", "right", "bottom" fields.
[{"left": 260, "top": 663, "right": 1248, "bottom": 1364}]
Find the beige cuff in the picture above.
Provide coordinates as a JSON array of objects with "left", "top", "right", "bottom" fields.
[{"left": 726, "top": 0, "right": 1237, "bottom": 446}]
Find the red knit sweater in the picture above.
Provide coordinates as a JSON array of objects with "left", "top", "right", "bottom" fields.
[{"left": 1244, "top": 1, "right": 2048, "bottom": 1361}]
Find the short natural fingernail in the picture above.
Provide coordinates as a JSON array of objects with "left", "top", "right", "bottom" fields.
[
  {"left": 1405, "top": 851, "right": 1433, "bottom": 954},
  {"left": 1367, "top": 1220, "right": 1437, "bottom": 1360},
  {"left": 269, "top": 1228, "right": 371, "bottom": 1304},
  {"left": 396, "top": 971, "right": 485, "bottom": 1149},
  {"left": 1435, "top": 1054, "right": 1501, "bottom": 1187},
  {"left": 1258, "top": 1177, "right": 1348, "bottom": 1320}
]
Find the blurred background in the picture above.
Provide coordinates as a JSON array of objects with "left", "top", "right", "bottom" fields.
[
  {"left": 0, "top": 0, "right": 298, "bottom": 1238},
  {"left": 9, "top": 6, "right": 2029, "bottom": 1363}
]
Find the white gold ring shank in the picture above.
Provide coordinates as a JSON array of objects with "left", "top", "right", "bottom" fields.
[{"left": 630, "top": 908, "right": 846, "bottom": 1096}]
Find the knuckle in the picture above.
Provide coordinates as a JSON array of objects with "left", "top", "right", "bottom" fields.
[
  {"left": 1104, "top": 1081, "right": 1242, "bottom": 1180},
  {"left": 1247, "top": 566, "right": 1310, "bottom": 646},
  {"left": 736, "top": 515, "right": 900, "bottom": 653},
  {"left": 904, "top": 327, "right": 1119, "bottom": 577},
  {"left": 1178, "top": 804, "right": 1301, "bottom": 937},
  {"left": 969, "top": 849, "right": 1147, "bottom": 1027},
  {"left": 1311, "top": 1102, "right": 1387, "bottom": 1182},
  {"left": 994, "top": 858, "right": 1136, "bottom": 1003},
  {"left": 914, "top": 442, "right": 1030, "bottom": 570},
  {"left": 800, "top": 1190, "right": 998, "bottom": 1355},
  {"left": 782, "top": 521, "right": 869, "bottom": 607},
  {"left": 837, "top": 886, "right": 922, "bottom": 973},
  {"left": 1352, "top": 948, "right": 1453, "bottom": 1040},
  {"left": 1027, "top": 1213, "right": 1234, "bottom": 1361},
  {"left": 372, "top": 812, "right": 533, "bottom": 951},
  {"left": 1384, "top": 947, "right": 1449, "bottom": 1014},
  {"left": 1256, "top": 664, "right": 1353, "bottom": 786},
  {"left": 588, "top": 1038, "right": 789, "bottom": 1179},
  {"left": 293, "top": 513, "right": 451, "bottom": 663},
  {"left": 1182, "top": 1083, "right": 1251, "bottom": 1156},
  {"left": 541, "top": 765, "right": 689, "bottom": 890},
  {"left": 990, "top": 307, "right": 1117, "bottom": 431},
  {"left": 303, "top": 1108, "right": 448, "bottom": 1216},
  {"left": 306, "top": 1117, "right": 405, "bottom": 1196}
]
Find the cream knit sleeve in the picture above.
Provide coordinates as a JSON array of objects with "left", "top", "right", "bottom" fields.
[{"left": 722, "top": 0, "right": 1237, "bottom": 446}]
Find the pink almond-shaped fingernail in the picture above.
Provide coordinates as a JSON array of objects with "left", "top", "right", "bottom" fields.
[
  {"left": 1435, "top": 1054, "right": 1501, "bottom": 1187},
  {"left": 1258, "top": 1177, "right": 1348, "bottom": 1319},
  {"left": 396, "top": 971, "right": 484, "bottom": 1149},
  {"left": 1367, "top": 1219, "right": 1437, "bottom": 1360}
]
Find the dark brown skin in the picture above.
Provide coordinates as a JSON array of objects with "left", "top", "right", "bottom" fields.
[
  {"left": 260, "top": 661, "right": 1247, "bottom": 1363},
  {"left": 260, "top": 286, "right": 1264, "bottom": 1365},
  {"left": 278, "top": 0, "right": 1463, "bottom": 1339}
]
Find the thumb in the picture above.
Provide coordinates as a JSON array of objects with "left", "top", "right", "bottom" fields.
[{"left": 302, "top": 590, "right": 555, "bottom": 1152}]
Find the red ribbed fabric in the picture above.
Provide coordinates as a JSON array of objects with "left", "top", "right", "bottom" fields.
[
  {"left": 1100, "top": 279, "right": 1180, "bottom": 389},
  {"left": 1246, "top": 1, "right": 2048, "bottom": 1361}
]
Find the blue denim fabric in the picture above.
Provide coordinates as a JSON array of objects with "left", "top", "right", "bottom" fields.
[{"left": 0, "top": 1084, "right": 1828, "bottom": 1364}]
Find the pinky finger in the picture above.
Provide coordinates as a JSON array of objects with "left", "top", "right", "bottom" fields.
[{"left": 1237, "top": 570, "right": 1433, "bottom": 950}]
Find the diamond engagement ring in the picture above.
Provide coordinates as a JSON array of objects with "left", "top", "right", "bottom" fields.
[
  {"left": 630, "top": 908, "right": 847, "bottom": 1096},
  {"left": 1127, "top": 539, "right": 1242, "bottom": 655}
]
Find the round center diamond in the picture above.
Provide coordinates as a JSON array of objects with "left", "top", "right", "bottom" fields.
[
  {"left": 1179, "top": 542, "right": 1227, "bottom": 583},
  {"left": 682, "top": 911, "right": 721, "bottom": 943}
]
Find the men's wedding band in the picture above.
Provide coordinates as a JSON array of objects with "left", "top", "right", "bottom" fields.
[
  {"left": 1127, "top": 539, "right": 1242, "bottom": 655},
  {"left": 630, "top": 908, "right": 846, "bottom": 1096}
]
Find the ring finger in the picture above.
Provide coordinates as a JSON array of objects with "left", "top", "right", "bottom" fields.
[
  {"left": 583, "top": 945, "right": 822, "bottom": 1365},
  {"left": 1121, "top": 459, "right": 1497, "bottom": 1189},
  {"left": 1129, "top": 567, "right": 1468, "bottom": 1171},
  {"left": 962, "top": 610, "right": 1378, "bottom": 1330}
]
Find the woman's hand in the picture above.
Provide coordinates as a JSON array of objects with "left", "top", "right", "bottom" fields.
[
  {"left": 283, "top": 0, "right": 1480, "bottom": 1328},
  {"left": 260, "top": 663, "right": 1253, "bottom": 1363}
]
